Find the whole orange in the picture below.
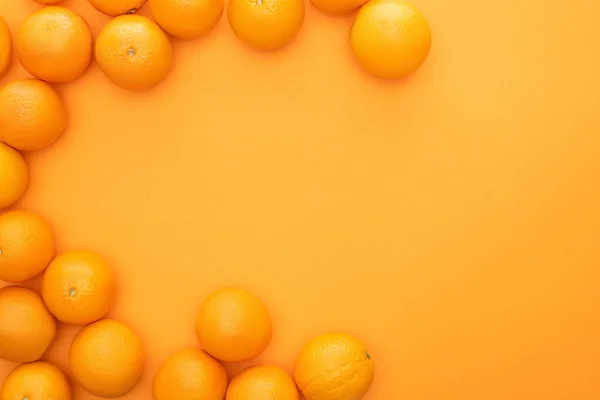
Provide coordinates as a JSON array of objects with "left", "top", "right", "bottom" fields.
[
  {"left": 0, "top": 17, "right": 11, "bottom": 78},
  {"left": 0, "top": 210, "right": 55, "bottom": 283},
  {"left": 0, "top": 79, "right": 67, "bottom": 151},
  {"left": 226, "top": 365, "right": 299, "bottom": 400},
  {"left": 88, "top": 0, "right": 148, "bottom": 16},
  {"left": 152, "top": 348, "right": 228, "bottom": 400},
  {"left": 0, "top": 143, "right": 27, "bottom": 210},
  {"left": 310, "top": 0, "right": 366, "bottom": 15},
  {"left": 0, "top": 287, "right": 56, "bottom": 363},
  {"left": 0, "top": 361, "right": 71, "bottom": 400},
  {"left": 195, "top": 288, "right": 272, "bottom": 362},
  {"left": 42, "top": 250, "right": 118, "bottom": 326},
  {"left": 149, "top": 0, "right": 224, "bottom": 40},
  {"left": 228, "top": 0, "right": 304, "bottom": 50},
  {"left": 294, "top": 333, "right": 374, "bottom": 400},
  {"left": 69, "top": 319, "right": 145, "bottom": 398},
  {"left": 350, "top": 0, "right": 431, "bottom": 79},
  {"left": 15, "top": 6, "right": 93, "bottom": 83},
  {"left": 95, "top": 15, "right": 172, "bottom": 91}
]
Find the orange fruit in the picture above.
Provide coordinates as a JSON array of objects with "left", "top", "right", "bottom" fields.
[
  {"left": 350, "top": 0, "right": 431, "bottom": 79},
  {"left": 149, "top": 0, "right": 224, "bottom": 40},
  {"left": 0, "top": 210, "right": 54, "bottom": 283},
  {"left": 15, "top": 6, "right": 93, "bottom": 83},
  {"left": 70, "top": 319, "right": 145, "bottom": 398},
  {"left": 195, "top": 287, "right": 272, "bottom": 362},
  {"left": 88, "top": 0, "right": 148, "bottom": 16},
  {"left": 294, "top": 333, "right": 374, "bottom": 400},
  {"left": 310, "top": 0, "right": 366, "bottom": 15},
  {"left": 95, "top": 15, "right": 172, "bottom": 91},
  {"left": 152, "top": 348, "right": 228, "bottom": 400},
  {"left": 0, "top": 286, "right": 56, "bottom": 363},
  {"left": 0, "top": 17, "right": 11, "bottom": 78},
  {"left": 0, "top": 79, "right": 67, "bottom": 151},
  {"left": 42, "top": 250, "right": 117, "bottom": 325},
  {"left": 226, "top": 365, "right": 299, "bottom": 400},
  {"left": 228, "top": 0, "right": 304, "bottom": 50},
  {"left": 0, "top": 361, "right": 71, "bottom": 400},
  {"left": 34, "top": 0, "right": 64, "bottom": 4},
  {"left": 0, "top": 143, "right": 27, "bottom": 210}
]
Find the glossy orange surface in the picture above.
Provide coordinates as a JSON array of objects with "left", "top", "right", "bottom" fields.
[{"left": 1, "top": 0, "right": 600, "bottom": 398}]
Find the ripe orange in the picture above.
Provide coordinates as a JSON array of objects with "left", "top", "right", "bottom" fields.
[
  {"left": 228, "top": 0, "right": 304, "bottom": 50},
  {"left": 152, "top": 348, "right": 228, "bottom": 400},
  {"left": 149, "top": 0, "right": 224, "bottom": 40},
  {"left": 95, "top": 15, "right": 172, "bottom": 91},
  {"left": 0, "top": 17, "right": 11, "bottom": 78},
  {"left": 0, "top": 79, "right": 67, "bottom": 151},
  {"left": 350, "top": 0, "right": 431, "bottom": 79},
  {"left": 88, "top": 0, "right": 148, "bottom": 16},
  {"left": 310, "top": 0, "right": 366, "bottom": 15},
  {"left": 0, "top": 287, "right": 57, "bottom": 363},
  {"left": 0, "top": 361, "right": 71, "bottom": 400},
  {"left": 70, "top": 319, "right": 145, "bottom": 398},
  {"left": 226, "top": 365, "right": 299, "bottom": 400},
  {"left": 42, "top": 250, "right": 117, "bottom": 326},
  {"left": 0, "top": 143, "right": 27, "bottom": 210},
  {"left": 15, "top": 6, "right": 93, "bottom": 83},
  {"left": 0, "top": 210, "right": 55, "bottom": 283},
  {"left": 294, "top": 333, "right": 374, "bottom": 400},
  {"left": 195, "top": 288, "right": 272, "bottom": 362}
]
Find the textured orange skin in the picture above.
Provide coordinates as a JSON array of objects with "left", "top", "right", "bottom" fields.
[
  {"left": 0, "top": 210, "right": 55, "bottom": 283},
  {"left": 0, "top": 79, "right": 67, "bottom": 152},
  {"left": 69, "top": 319, "right": 145, "bottom": 398},
  {"left": 0, "top": 17, "right": 11, "bottom": 78},
  {"left": 95, "top": 15, "right": 172, "bottom": 91},
  {"left": 0, "top": 143, "right": 27, "bottom": 210},
  {"left": 15, "top": 7, "right": 93, "bottom": 84},
  {"left": 149, "top": 0, "right": 224, "bottom": 40},
  {"left": 226, "top": 365, "right": 299, "bottom": 400},
  {"left": 294, "top": 333, "right": 374, "bottom": 400},
  {"left": 152, "top": 348, "right": 228, "bottom": 400},
  {"left": 88, "top": 0, "right": 148, "bottom": 16},
  {"left": 42, "top": 250, "right": 118, "bottom": 326},
  {"left": 0, "top": 361, "right": 71, "bottom": 400},
  {"left": 0, "top": 287, "right": 57, "bottom": 363},
  {"left": 195, "top": 288, "right": 272, "bottom": 362},
  {"left": 310, "top": 0, "right": 366, "bottom": 15},
  {"left": 228, "top": 0, "right": 304, "bottom": 50},
  {"left": 350, "top": 0, "right": 431, "bottom": 79}
]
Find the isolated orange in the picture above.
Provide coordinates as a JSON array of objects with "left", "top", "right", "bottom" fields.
[
  {"left": 0, "top": 17, "right": 11, "bottom": 78},
  {"left": 0, "top": 79, "right": 67, "bottom": 151},
  {"left": 294, "top": 333, "right": 374, "bottom": 400},
  {"left": 70, "top": 319, "right": 145, "bottom": 398},
  {"left": 0, "top": 287, "right": 57, "bottom": 363},
  {"left": 195, "top": 287, "right": 272, "bottom": 362},
  {"left": 88, "top": 0, "right": 148, "bottom": 16},
  {"left": 310, "top": 0, "right": 366, "bottom": 15},
  {"left": 228, "top": 0, "right": 304, "bottom": 50},
  {"left": 42, "top": 250, "right": 117, "bottom": 325},
  {"left": 153, "top": 348, "right": 228, "bottom": 400},
  {"left": 0, "top": 210, "right": 55, "bottom": 283},
  {"left": 0, "top": 143, "right": 27, "bottom": 210},
  {"left": 226, "top": 365, "right": 299, "bottom": 400},
  {"left": 350, "top": 0, "right": 431, "bottom": 79},
  {"left": 149, "top": 0, "right": 224, "bottom": 40},
  {"left": 95, "top": 15, "right": 172, "bottom": 91},
  {"left": 0, "top": 361, "right": 71, "bottom": 400},
  {"left": 16, "top": 6, "right": 93, "bottom": 84}
]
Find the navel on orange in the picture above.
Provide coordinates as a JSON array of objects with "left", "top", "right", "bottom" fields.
[
  {"left": 228, "top": 0, "right": 304, "bottom": 50},
  {"left": 0, "top": 143, "right": 27, "bottom": 210},
  {"left": 0, "top": 361, "right": 71, "bottom": 400},
  {"left": 0, "top": 79, "right": 67, "bottom": 151},
  {"left": 310, "top": 0, "right": 366, "bottom": 15},
  {"left": 226, "top": 365, "right": 299, "bottom": 400},
  {"left": 96, "top": 15, "right": 172, "bottom": 91},
  {"left": 16, "top": 6, "right": 93, "bottom": 83},
  {"left": 150, "top": 0, "right": 224, "bottom": 40},
  {"left": 88, "top": 0, "right": 148, "bottom": 16},
  {"left": 350, "top": 0, "right": 431, "bottom": 79},
  {"left": 0, "top": 17, "right": 11, "bottom": 78},
  {"left": 42, "top": 250, "right": 117, "bottom": 326}
]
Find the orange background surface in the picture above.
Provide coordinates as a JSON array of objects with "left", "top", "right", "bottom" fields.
[{"left": 1, "top": 0, "right": 600, "bottom": 398}]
